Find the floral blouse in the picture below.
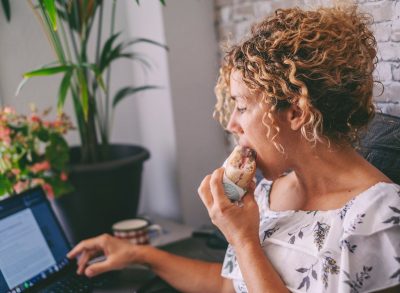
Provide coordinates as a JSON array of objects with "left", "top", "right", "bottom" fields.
[{"left": 221, "top": 179, "right": 400, "bottom": 293}]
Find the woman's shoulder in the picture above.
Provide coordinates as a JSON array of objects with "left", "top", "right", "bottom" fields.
[{"left": 341, "top": 181, "right": 400, "bottom": 237}]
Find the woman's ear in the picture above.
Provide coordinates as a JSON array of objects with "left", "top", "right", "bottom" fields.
[{"left": 286, "top": 103, "right": 306, "bottom": 131}]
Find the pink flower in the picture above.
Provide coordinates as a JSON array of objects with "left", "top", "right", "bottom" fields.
[
  {"left": 30, "top": 161, "right": 51, "bottom": 173},
  {"left": 0, "top": 125, "right": 11, "bottom": 140},
  {"left": 42, "top": 183, "right": 54, "bottom": 200},
  {"left": 32, "top": 178, "right": 45, "bottom": 186},
  {"left": 11, "top": 169, "right": 21, "bottom": 175},
  {"left": 13, "top": 181, "right": 29, "bottom": 194},
  {"left": 0, "top": 126, "right": 11, "bottom": 144},
  {"left": 3, "top": 107, "right": 14, "bottom": 114},
  {"left": 60, "top": 172, "right": 68, "bottom": 181}
]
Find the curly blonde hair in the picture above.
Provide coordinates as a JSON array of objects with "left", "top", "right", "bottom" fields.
[{"left": 214, "top": 6, "right": 377, "bottom": 145}]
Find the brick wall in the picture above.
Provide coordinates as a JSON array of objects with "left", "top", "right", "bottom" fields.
[{"left": 215, "top": 0, "right": 400, "bottom": 116}]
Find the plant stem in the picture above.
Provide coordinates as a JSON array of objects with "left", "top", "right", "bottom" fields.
[
  {"left": 59, "top": 15, "right": 73, "bottom": 62},
  {"left": 89, "top": 2, "right": 106, "bottom": 144},
  {"left": 105, "top": 0, "right": 117, "bottom": 145},
  {"left": 37, "top": 1, "right": 66, "bottom": 63},
  {"left": 95, "top": 2, "right": 103, "bottom": 64},
  {"left": 64, "top": 2, "right": 80, "bottom": 62},
  {"left": 27, "top": 0, "right": 58, "bottom": 60}
]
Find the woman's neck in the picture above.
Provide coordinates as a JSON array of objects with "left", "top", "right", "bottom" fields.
[{"left": 282, "top": 143, "right": 390, "bottom": 210}]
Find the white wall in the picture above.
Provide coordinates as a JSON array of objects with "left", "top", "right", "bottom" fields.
[
  {"left": 162, "top": 0, "right": 228, "bottom": 226},
  {"left": 125, "top": 0, "right": 228, "bottom": 226},
  {"left": 124, "top": 0, "right": 181, "bottom": 221}
]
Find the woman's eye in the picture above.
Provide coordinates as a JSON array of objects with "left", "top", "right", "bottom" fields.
[{"left": 236, "top": 107, "right": 246, "bottom": 113}]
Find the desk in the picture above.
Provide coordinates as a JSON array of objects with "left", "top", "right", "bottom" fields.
[
  {"left": 93, "top": 237, "right": 227, "bottom": 293},
  {"left": 92, "top": 218, "right": 226, "bottom": 293}
]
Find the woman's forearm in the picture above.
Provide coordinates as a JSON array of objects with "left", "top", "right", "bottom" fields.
[
  {"left": 136, "top": 245, "right": 233, "bottom": 293},
  {"left": 234, "top": 241, "right": 289, "bottom": 293}
]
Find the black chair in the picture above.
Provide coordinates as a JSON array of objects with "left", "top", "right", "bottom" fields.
[{"left": 358, "top": 112, "right": 400, "bottom": 185}]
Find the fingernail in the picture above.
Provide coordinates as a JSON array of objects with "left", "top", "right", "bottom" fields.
[{"left": 86, "top": 269, "right": 93, "bottom": 277}]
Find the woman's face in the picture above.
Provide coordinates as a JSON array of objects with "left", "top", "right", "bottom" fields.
[{"left": 226, "top": 71, "right": 291, "bottom": 179}]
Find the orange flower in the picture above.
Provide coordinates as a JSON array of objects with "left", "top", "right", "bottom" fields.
[
  {"left": 30, "top": 114, "right": 41, "bottom": 123},
  {"left": 30, "top": 161, "right": 51, "bottom": 173}
]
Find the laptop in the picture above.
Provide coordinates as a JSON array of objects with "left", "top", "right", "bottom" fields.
[{"left": 0, "top": 186, "right": 112, "bottom": 293}]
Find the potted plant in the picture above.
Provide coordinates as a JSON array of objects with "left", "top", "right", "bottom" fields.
[
  {"left": 2, "top": 0, "right": 167, "bottom": 243},
  {"left": 0, "top": 106, "right": 74, "bottom": 199}
]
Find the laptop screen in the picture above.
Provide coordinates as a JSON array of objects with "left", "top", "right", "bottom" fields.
[{"left": 0, "top": 187, "right": 71, "bottom": 293}]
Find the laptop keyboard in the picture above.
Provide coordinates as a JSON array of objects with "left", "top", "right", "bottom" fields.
[{"left": 39, "top": 274, "right": 92, "bottom": 293}]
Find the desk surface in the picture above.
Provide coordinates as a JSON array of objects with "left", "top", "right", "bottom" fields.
[{"left": 93, "top": 236, "right": 227, "bottom": 293}]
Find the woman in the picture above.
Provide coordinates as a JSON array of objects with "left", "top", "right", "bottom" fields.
[{"left": 68, "top": 6, "right": 400, "bottom": 293}]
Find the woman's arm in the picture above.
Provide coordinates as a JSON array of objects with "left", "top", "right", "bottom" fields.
[
  {"left": 141, "top": 245, "right": 235, "bottom": 293},
  {"left": 198, "top": 168, "right": 289, "bottom": 293},
  {"left": 68, "top": 234, "right": 234, "bottom": 293},
  {"left": 234, "top": 240, "right": 289, "bottom": 293}
]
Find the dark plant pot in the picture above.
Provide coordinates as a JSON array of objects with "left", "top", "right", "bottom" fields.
[{"left": 52, "top": 144, "right": 150, "bottom": 245}]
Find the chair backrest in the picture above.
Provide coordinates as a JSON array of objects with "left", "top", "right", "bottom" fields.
[{"left": 358, "top": 112, "right": 400, "bottom": 185}]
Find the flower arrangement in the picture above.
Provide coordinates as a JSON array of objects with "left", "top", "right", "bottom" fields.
[{"left": 0, "top": 107, "right": 74, "bottom": 199}]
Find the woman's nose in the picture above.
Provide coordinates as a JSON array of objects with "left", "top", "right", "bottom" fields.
[{"left": 226, "top": 112, "right": 243, "bottom": 135}]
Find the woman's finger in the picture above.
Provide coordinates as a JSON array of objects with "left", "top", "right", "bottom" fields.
[
  {"left": 77, "top": 250, "right": 93, "bottom": 275},
  {"left": 77, "top": 250, "right": 99, "bottom": 275},
  {"left": 210, "top": 168, "right": 229, "bottom": 207},
  {"left": 85, "top": 258, "right": 114, "bottom": 278},
  {"left": 198, "top": 174, "right": 213, "bottom": 209},
  {"left": 67, "top": 234, "right": 107, "bottom": 259}
]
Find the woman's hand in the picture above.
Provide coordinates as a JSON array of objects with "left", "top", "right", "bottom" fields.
[
  {"left": 198, "top": 167, "right": 260, "bottom": 246},
  {"left": 67, "top": 234, "right": 138, "bottom": 277}
]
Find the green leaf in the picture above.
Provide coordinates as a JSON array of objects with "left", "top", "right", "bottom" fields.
[
  {"left": 45, "top": 133, "right": 69, "bottom": 170},
  {"left": 0, "top": 173, "right": 13, "bottom": 196},
  {"left": 80, "top": 63, "right": 107, "bottom": 92},
  {"left": 77, "top": 69, "right": 89, "bottom": 120},
  {"left": 1, "top": 0, "right": 11, "bottom": 22},
  {"left": 43, "top": 0, "right": 57, "bottom": 31},
  {"left": 23, "top": 65, "right": 70, "bottom": 78},
  {"left": 112, "top": 85, "right": 161, "bottom": 108},
  {"left": 45, "top": 176, "right": 74, "bottom": 198},
  {"left": 99, "top": 32, "right": 121, "bottom": 71},
  {"left": 159, "top": 0, "right": 166, "bottom": 6},
  {"left": 15, "top": 78, "right": 29, "bottom": 96},
  {"left": 36, "top": 128, "right": 50, "bottom": 142},
  {"left": 58, "top": 69, "right": 73, "bottom": 113},
  {"left": 124, "top": 38, "right": 169, "bottom": 51}
]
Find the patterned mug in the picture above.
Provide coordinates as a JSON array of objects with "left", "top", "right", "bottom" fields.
[{"left": 112, "top": 218, "right": 162, "bottom": 245}]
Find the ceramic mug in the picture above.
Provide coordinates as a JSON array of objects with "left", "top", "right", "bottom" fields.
[{"left": 112, "top": 218, "right": 162, "bottom": 245}]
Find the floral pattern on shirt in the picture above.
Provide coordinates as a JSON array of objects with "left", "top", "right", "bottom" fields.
[
  {"left": 313, "top": 222, "right": 330, "bottom": 251},
  {"left": 221, "top": 179, "right": 400, "bottom": 293},
  {"left": 383, "top": 206, "right": 400, "bottom": 225},
  {"left": 295, "top": 252, "right": 340, "bottom": 291},
  {"left": 390, "top": 257, "right": 400, "bottom": 282},
  {"left": 343, "top": 266, "right": 373, "bottom": 293},
  {"left": 288, "top": 224, "right": 311, "bottom": 244}
]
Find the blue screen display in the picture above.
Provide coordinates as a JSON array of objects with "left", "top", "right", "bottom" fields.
[{"left": 0, "top": 188, "right": 71, "bottom": 293}]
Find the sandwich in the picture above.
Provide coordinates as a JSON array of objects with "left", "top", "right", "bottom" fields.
[{"left": 223, "top": 145, "right": 257, "bottom": 201}]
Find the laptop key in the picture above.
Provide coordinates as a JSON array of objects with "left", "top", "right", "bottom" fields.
[{"left": 39, "top": 274, "right": 92, "bottom": 293}]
